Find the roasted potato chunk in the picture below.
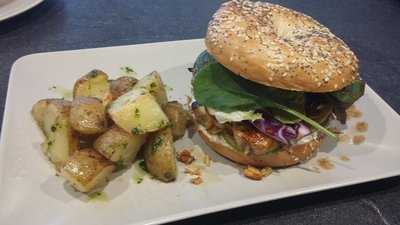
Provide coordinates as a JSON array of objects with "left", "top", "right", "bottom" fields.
[
  {"left": 31, "top": 99, "right": 51, "bottom": 129},
  {"left": 110, "top": 76, "right": 138, "bottom": 99},
  {"left": 70, "top": 96, "right": 107, "bottom": 135},
  {"left": 94, "top": 126, "right": 146, "bottom": 165},
  {"left": 32, "top": 99, "right": 78, "bottom": 167},
  {"left": 144, "top": 128, "right": 177, "bottom": 182},
  {"left": 133, "top": 71, "right": 168, "bottom": 106},
  {"left": 108, "top": 89, "right": 169, "bottom": 135},
  {"left": 163, "top": 101, "right": 191, "bottom": 140},
  {"left": 73, "top": 69, "right": 112, "bottom": 105},
  {"left": 60, "top": 149, "right": 115, "bottom": 193}
]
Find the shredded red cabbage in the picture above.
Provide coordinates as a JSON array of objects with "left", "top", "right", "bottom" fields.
[{"left": 252, "top": 118, "right": 311, "bottom": 145}]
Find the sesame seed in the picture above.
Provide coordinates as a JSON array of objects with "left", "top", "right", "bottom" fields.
[{"left": 206, "top": 0, "right": 358, "bottom": 91}]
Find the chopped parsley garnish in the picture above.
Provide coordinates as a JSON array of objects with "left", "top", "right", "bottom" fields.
[
  {"left": 88, "top": 192, "right": 102, "bottom": 199},
  {"left": 131, "top": 127, "right": 141, "bottom": 135},
  {"left": 134, "top": 108, "right": 140, "bottom": 118},
  {"left": 139, "top": 160, "right": 148, "bottom": 172},
  {"left": 121, "top": 66, "right": 136, "bottom": 75},
  {"left": 88, "top": 70, "right": 99, "bottom": 78},
  {"left": 164, "top": 84, "right": 173, "bottom": 91},
  {"left": 132, "top": 160, "right": 147, "bottom": 184},
  {"left": 115, "top": 160, "right": 126, "bottom": 172},
  {"left": 158, "top": 120, "right": 167, "bottom": 129},
  {"left": 47, "top": 140, "right": 54, "bottom": 147},
  {"left": 152, "top": 136, "right": 163, "bottom": 153}
]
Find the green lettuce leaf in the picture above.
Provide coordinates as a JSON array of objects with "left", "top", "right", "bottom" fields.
[
  {"left": 193, "top": 62, "right": 259, "bottom": 112},
  {"left": 328, "top": 79, "right": 365, "bottom": 124},
  {"left": 192, "top": 50, "right": 217, "bottom": 76},
  {"left": 329, "top": 78, "right": 365, "bottom": 107}
]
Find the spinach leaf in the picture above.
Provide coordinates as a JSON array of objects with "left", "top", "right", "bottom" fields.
[
  {"left": 193, "top": 62, "right": 259, "bottom": 112},
  {"left": 193, "top": 51, "right": 305, "bottom": 111},
  {"left": 193, "top": 62, "right": 337, "bottom": 139},
  {"left": 332, "top": 103, "right": 347, "bottom": 124},
  {"left": 329, "top": 79, "right": 365, "bottom": 107},
  {"left": 192, "top": 50, "right": 217, "bottom": 76},
  {"left": 328, "top": 79, "right": 365, "bottom": 124},
  {"left": 230, "top": 73, "right": 305, "bottom": 124},
  {"left": 230, "top": 73, "right": 305, "bottom": 112}
]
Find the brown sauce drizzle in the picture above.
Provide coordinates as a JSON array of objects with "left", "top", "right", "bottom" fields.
[
  {"left": 339, "top": 155, "right": 350, "bottom": 162},
  {"left": 352, "top": 135, "right": 365, "bottom": 145},
  {"left": 318, "top": 158, "right": 335, "bottom": 170},
  {"left": 346, "top": 105, "right": 362, "bottom": 119},
  {"left": 355, "top": 122, "right": 368, "bottom": 133},
  {"left": 338, "top": 134, "right": 350, "bottom": 142}
]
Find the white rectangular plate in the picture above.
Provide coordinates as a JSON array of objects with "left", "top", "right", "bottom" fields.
[{"left": 1, "top": 39, "right": 400, "bottom": 225}]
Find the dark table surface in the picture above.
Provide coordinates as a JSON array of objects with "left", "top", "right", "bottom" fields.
[{"left": 1, "top": 0, "right": 400, "bottom": 224}]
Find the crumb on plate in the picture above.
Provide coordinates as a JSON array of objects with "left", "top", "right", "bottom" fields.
[
  {"left": 243, "top": 166, "right": 272, "bottom": 181},
  {"left": 352, "top": 135, "right": 365, "bottom": 145},
  {"left": 355, "top": 122, "right": 368, "bottom": 133},
  {"left": 317, "top": 157, "right": 335, "bottom": 170},
  {"left": 184, "top": 166, "right": 201, "bottom": 176},
  {"left": 185, "top": 95, "right": 193, "bottom": 109},
  {"left": 177, "top": 149, "right": 195, "bottom": 165},
  {"left": 338, "top": 134, "right": 350, "bottom": 142},
  {"left": 346, "top": 105, "right": 362, "bottom": 119},
  {"left": 339, "top": 155, "right": 350, "bottom": 161},
  {"left": 190, "top": 176, "right": 203, "bottom": 185},
  {"left": 329, "top": 126, "right": 342, "bottom": 134},
  {"left": 203, "top": 154, "right": 211, "bottom": 167}
]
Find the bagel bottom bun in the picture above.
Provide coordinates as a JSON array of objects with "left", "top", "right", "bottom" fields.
[{"left": 197, "top": 126, "right": 321, "bottom": 168}]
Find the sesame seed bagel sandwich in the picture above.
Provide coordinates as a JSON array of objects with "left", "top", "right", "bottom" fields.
[{"left": 190, "top": 0, "right": 365, "bottom": 168}]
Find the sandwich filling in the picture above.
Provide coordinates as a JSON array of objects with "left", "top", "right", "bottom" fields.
[{"left": 191, "top": 51, "right": 364, "bottom": 155}]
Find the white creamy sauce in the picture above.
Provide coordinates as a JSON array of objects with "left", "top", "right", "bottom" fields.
[
  {"left": 198, "top": 125, "right": 231, "bottom": 148},
  {"left": 207, "top": 108, "right": 262, "bottom": 124},
  {"left": 296, "top": 131, "right": 319, "bottom": 145}
]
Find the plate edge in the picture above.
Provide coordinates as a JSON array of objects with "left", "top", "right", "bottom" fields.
[
  {"left": 9, "top": 38, "right": 205, "bottom": 61},
  {"left": 0, "top": 0, "right": 45, "bottom": 22},
  {"left": 139, "top": 170, "right": 400, "bottom": 225}
]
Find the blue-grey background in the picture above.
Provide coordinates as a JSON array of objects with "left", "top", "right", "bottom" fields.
[{"left": 1, "top": 0, "right": 400, "bottom": 224}]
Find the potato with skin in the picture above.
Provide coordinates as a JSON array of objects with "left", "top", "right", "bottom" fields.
[
  {"left": 60, "top": 149, "right": 115, "bottom": 193},
  {"left": 73, "top": 69, "right": 112, "bottom": 105},
  {"left": 94, "top": 126, "right": 147, "bottom": 166},
  {"left": 70, "top": 96, "right": 107, "bottom": 135},
  {"left": 144, "top": 128, "right": 177, "bottom": 182},
  {"left": 163, "top": 101, "right": 192, "bottom": 140},
  {"left": 32, "top": 99, "right": 78, "bottom": 167},
  {"left": 31, "top": 99, "right": 51, "bottom": 129},
  {"left": 110, "top": 76, "right": 138, "bottom": 99},
  {"left": 132, "top": 71, "right": 168, "bottom": 106},
  {"left": 108, "top": 89, "right": 170, "bottom": 135}
]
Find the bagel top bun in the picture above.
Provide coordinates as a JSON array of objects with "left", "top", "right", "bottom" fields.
[{"left": 205, "top": 0, "right": 359, "bottom": 92}]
